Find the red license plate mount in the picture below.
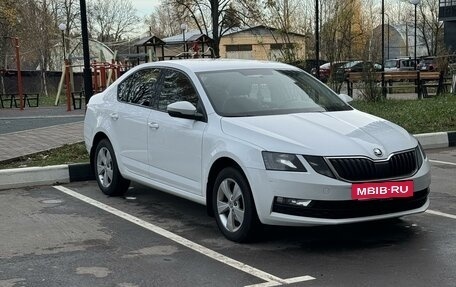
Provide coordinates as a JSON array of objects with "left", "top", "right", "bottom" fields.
[{"left": 351, "top": 181, "right": 414, "bottom": 200}]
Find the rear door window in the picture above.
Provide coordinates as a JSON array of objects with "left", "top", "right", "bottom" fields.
[{"left": 117, "top": 68, "right": 161, "bottom": 107}]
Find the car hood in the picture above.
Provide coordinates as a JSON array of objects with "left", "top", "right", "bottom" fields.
[{"left": 220, "top": 110, "right": 417, "bottom": 158}]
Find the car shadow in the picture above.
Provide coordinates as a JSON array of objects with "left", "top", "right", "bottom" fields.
[
  {"left": 125, "top": 184, "right": 421, "bottom": 250},
  {"left": 256, "top": 219, "right": 420, "bottom": 252}
]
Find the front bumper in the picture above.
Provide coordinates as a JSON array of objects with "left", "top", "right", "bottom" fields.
[{"left": 246, "top": 159, "right": 431, "bottom": 226}]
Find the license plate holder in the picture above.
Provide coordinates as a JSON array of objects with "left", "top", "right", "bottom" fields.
[{"left": 351, "top": 181, "right": 414, "bottom": 200}]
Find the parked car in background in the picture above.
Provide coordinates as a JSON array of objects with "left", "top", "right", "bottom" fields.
[
  {"left": 289, "top": 59, "right": 328, "bottom": 73},
  {"left": 311, "top": 61, "right": 348, "bottom": 82},
  {"left": 335, "top": 60, "right": 382, "bottom": 81},
  {"left": 384, "top": 58, "right": 417, "bottom": 72},
  {"left": 417, "top": 57, "right": 438, "bottom": 71},
  {"left": 84, "top": 59, "right": 431, "bottom": 242}
]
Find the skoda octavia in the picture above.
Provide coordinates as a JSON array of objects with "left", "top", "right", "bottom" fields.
[{"left": 84, "top": 59, "right": 431, "bottom": 242}]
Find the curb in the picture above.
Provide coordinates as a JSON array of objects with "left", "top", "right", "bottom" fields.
[
  {"left": 0, "top": 131, "right": 454, "bottom": 190},
  {"left": 0, "top": 163, "right": 94, "bottom": 190},
  {"left": 414, "top": 131, "right": 456, "bottom": 149}
]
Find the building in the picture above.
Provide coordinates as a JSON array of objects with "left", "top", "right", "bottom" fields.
[
  {"left": 121, "top": 25, "right": 307, "bottom": 65},
  {"left": 372, "top": 23, "right": 428, "bottom": 61},
  {"left": 439, "top": 0, "right": 456, "bottom": 52},
  {"left": 219, "top": 25, "right": 307, "bottom": 61}
]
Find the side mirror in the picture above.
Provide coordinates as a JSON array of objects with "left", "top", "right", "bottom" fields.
[
  {"left": 167, "top": 101, "right": 204, "bottom": 121},
  {"left": 338, "top": 93, "right": 353, "bottom": 103}
]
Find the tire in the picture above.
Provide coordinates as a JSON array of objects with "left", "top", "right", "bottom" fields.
[
  {"left": 212, "top": 167, "right": 260, "bottom": 242},
  {"left": 94, "top": 139, "right": 130, "bottom": 196}
]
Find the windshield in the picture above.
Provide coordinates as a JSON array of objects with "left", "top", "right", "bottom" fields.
[
  {"left": 342, "top": 61, "right": 362, "bottom": 69},
  {"left": 385, "top": 60, "right": 397, "bottom": 68},
  {"left": 197, "top": 68, "right": 352, "bottom": 117}
]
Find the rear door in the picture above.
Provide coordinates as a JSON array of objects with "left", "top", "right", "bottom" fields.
[{"left": 112, "top": 68, "right": 160, "bottom": 177}]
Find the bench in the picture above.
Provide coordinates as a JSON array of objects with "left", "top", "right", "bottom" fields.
[
  {"left": 418, "top": 71, "right": 441, "bottom": 98},
  {"left": 384, "top": 71, "right": 421, "bottom": 95},
  {"left": 346, "top": 72, "right": 381, "bottom": 97},
  {"left": 0, "top": 93, "right": 39, "bottom": 108},
  {"left": 347, "top": 71, "right": 444, "bottom": 99},
  {"left": 71, "top": 91, "right": 85, "bottom": 110}
]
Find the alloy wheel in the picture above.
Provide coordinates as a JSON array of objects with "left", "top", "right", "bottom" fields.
[
  {"left": 96, "top": 147, "right": 113, "bottom": 188},
  {"left": 216, "top": 178, "right": 245, "bottom": 233}
]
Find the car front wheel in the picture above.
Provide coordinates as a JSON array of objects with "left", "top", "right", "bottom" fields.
[
  {"left": 212, "top": 167, "right": 260, "bottom": 242},
  {"left": 94, "top": 139, "right": 130, "bottom": 196}
]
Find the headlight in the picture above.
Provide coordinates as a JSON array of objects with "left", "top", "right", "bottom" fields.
[
  {"left": 417, "top": 141, "right": 427, "bottom": 159},
  {"left": 262, "top": 152, "right": 307, "bottom": 172},
  {"left": 303, "top": 155, "right": 336, "bottom": 178},
  {"left": 416, "top": 143, "right": 426, "bottom": 169}
]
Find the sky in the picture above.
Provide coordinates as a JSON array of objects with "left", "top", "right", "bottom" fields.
[{"left": 131, "top": 0, "right": 161, "bottom": 17}]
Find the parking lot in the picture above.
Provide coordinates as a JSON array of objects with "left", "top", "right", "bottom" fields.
[{"left": 1, "top": 148, "right": 455, "bottom": 287}]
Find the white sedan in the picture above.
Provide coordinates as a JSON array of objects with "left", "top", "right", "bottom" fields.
[{"left": 84, "top": 59, "right": 431, "bottom": 242}]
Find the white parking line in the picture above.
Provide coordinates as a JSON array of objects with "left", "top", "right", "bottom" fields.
[
  {"left": 53, "top": 185, "right": 315, "bottom": 286},
  {"left": 245, "top": 276, "right": 316, "bottom": 287},
  {"left": 426, "top": 209, "right": 456, "bottom": 220},
  {"left": 429, "top": 159, "right": 456, "bottom": 166}
]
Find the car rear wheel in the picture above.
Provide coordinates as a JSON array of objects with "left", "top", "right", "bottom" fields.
[
  {"left": 212, "top": 167, "right": 260, "bottom": 242},
  {"left": 94, "top": 139, "right": 130, "bottom": 196}
]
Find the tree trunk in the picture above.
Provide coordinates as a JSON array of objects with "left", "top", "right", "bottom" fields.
[{"left": 211, "top": 0, "right": 220, "bottom": 58}]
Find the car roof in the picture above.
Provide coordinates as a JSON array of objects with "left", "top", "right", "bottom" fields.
[
  {"left": 320, "top": 61, "right": 347, "bottom": 68},
  {"left": 131, "top": 59, "right": 298, "bottom": 73},
  {"left": 386, "top": 58, "right": 413, "bottom": 61},
  {"left": 342, "top": 60, "right": 362, "bottom": 68}
]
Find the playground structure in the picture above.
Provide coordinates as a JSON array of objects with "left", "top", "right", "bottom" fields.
[
  {"left": 1, "top": 33, "right": 216, "bottom": 111},
  {"left": 56, "top": 35, "right": 216, "bottom": 111},
  {"left": 1, "top": 37, "right": 24, "bottom": 111},
  {"left": 55, "top": 57, "right": 123, "bottom": 111}
]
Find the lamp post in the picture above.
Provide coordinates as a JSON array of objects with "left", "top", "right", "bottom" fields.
[
  {"left": 381, "top": 0, "right": 385, "bottom": 97},
  {"left": 315, "top": 0, "right": 320, "bottom": 79},
  {"left": 410, "top": 0, "right": 420, "bottom": 70},
  {"left": 180, "top": 23, "right": 187, "bottom": 56},
  {"left": 79, "top": 0, "right": 93, "bottom": 105},
  {"left": 58, "top": 23, "right": 67, "bottom": 61}
]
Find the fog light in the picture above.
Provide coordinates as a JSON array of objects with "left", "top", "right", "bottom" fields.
[{"left": 275, "top": 197, "right": 312, "bottom": 207}]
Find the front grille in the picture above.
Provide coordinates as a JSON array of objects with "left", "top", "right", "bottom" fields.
[
  {"left": 272, "top": 188, "right": 429, "bottom": 219},
  {"left": 328, "top": 149, "right": 419, "bottom": 182}
]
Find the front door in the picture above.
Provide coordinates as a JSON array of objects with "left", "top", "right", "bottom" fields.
[{"left": 147, "top": 68, "right": 207, "bottom": 195}]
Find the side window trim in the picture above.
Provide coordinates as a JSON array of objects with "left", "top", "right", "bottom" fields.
[
  {"left": 156, "top": 67, "right": 207, "bottom": 122},
  {"left": 116, "top": 67, "right": 162, "bottom": 109}
]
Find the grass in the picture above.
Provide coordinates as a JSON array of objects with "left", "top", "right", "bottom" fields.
[
  {"left": 0, "top": 142, "right": 89, "bottom": 169},
  {"left": 39, "top": 94, "right": 70, "bottom": 107},
  {"left": 1, "top": 94, "right": 455, "bottom": 169},
  {"left": 351, "top": 94, "right": 456, "bottom": 134}
]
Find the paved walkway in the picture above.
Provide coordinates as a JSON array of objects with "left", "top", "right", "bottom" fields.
[{"left": 0, "top": 107, "right": 85, "bottom": 162}]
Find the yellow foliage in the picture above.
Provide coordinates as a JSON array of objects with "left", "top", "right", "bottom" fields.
[
  {"left": 322, "top": 0, "right": 370, "bottom": 60},
  {"left": 0, "top": 0, "right": 19, "bottom": 28}
]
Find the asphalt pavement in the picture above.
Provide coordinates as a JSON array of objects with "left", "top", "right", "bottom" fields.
[
  {"left": 0, "top": 106, "right": 455, "bottom": 286},
  {"left": 0, "top": 148, "right": 455, "bottom": 287}
]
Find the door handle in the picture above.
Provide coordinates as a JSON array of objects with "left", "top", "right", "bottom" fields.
[
  {"left": 148, "top": 122, "right": 159, "bottom": 129},
  {"left": 109, "top": 113, "right": 119, "bottom": 120}
]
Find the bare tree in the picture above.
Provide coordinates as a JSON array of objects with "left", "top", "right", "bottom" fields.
[
  {"left": 51, "top": 0, "right": 80, "bottom": 52},
  {"left": 418, "top": 0, "right": 444, "bottom": 56},
  {"left": 144, "top": 2, "right": 182, "bottom": 38},
  {"left": 0, "top": 0, "right": 19, "bottom": 69},
  {"left": 168, "top": 0, "right": 244, "bottom": 57},
  {"left": 88, "top": 0, "right": 139, "bottom": 42},
  {"left": 240, "top": 0, "right": 312, "bottom": 62}
]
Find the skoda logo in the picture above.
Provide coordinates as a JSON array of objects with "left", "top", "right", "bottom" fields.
[{"left": 373, "top": 148, "right": 383, "bottom": 157}]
